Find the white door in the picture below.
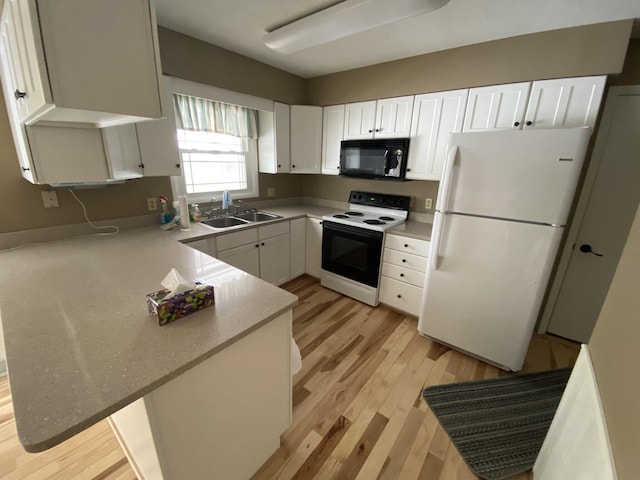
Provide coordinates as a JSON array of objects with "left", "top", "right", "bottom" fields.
[
  {"left": 218, "top": 243, "right": 260, "bottom": 278},
  {"left": 544, "top": 87, "right": 640, "bottom": 343},
  {"left": 374, "top": 96, "right": 414, "bottom": 138},
  {"left": 290, "top": 105, "right": 322, "bottom": 173},
  {"left": 321, "top": 104, "right": 344, "bottom": 175},
  {"left": 525, "top": 76, "right": 606, "bottom": 130},
  {"left": 444, "top": 128, "right": 589, "bottom": 224},
  {"left": 260, "top": 234, "right": 291, "bottom": 285},
  {"left": 305, "top": 218, "right": 322, "bottom": 278},
  {"left": 463, "top": 82, "right": 531, "bottom": 132},
  {"left": 103, "top": 125, "right": 143, "bottom": 180},
  {"left": 407, "top": 89, "right": 468, "bottom": 180},
  {"left": 136, "top": 76, "right": 182, "bottom": 176},
  {"left": 419, "top": 212, "right": 564, "bottom": 371},
  {"left": 290, "top": 218, "right": 306, "bottom": 278},
  {"left": 343, "top": 101, "right": 376, "bottom": 139},
  {"left": 1, "top": 0, "right": 49, "bottom": 123},
  {"left": 0, "top": 29, "right": 35, "bottom": 182}
]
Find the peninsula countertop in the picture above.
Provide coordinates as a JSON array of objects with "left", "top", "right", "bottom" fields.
[{"left": 0, "top": 225, "right": 298, "bottom": 452}]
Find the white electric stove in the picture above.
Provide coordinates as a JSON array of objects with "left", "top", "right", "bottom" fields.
[{"left": 320, "top": 191, "right": 411, "bottom": 306}]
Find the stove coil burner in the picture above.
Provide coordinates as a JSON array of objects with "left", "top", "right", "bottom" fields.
[
  {"left": 344, "top": 211, "right": 364, "bottom": 216},
  {"left": 363, "top": 219, "right": 385, "bottom": 225},
  {"left": 379, "top": 216, "right": 395, "bottom": 221},
  {"left": 333, "top": 214, "right": 349, "bottom": 219}
]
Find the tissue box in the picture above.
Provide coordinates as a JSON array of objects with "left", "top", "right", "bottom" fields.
[{"left": 146, "top": 283, "right": 215, "bottom": 326}]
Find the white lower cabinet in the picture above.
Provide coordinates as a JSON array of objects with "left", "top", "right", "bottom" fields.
[
  {"left": 216, "top": 222, "right": 292, "bottom": 286},
  {"left": 184, "top": 237, "right": 217, "bottom": 257},
  {"left": 379, "top": 234, "right": 429, "bottom": 316},
  {"left": 305, "top": 217, "right": 322, "bottom": 278},
  {"left": 290, "top": 218, "right": 306, "bottom": 278},
  {"left": 218, "top": 242, "right": 261, "bottom": 279}
]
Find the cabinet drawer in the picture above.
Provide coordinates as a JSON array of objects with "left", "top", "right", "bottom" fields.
[
  {"left": 379, "top": 277, "right": 422, "bottom": 316},
  {"left": 258, "top": 221, "right": 289, "bottom": 240},
  {"left": 217, "top": 227, "right": 258, "bottom": 252},
  {"left": 383, "top": 248, "right": 427, "bottom": 272},
  {"left": 381, "top": 262, "right": 425, "bottom": 288},
  {"left": 385, "top": 234, "right": 429, "bottom": 256}
]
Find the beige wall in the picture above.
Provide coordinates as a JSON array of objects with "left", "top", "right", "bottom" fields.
[
  {"left": 588, "top": 204, "right": 640, "bottom": 480},
  {"left": 306, "top": 20, "right": 632, "bottom": 105},
  {"left": 0, "top": 27, "right": 306, "bottom": 234},
  {"left": 612, "top": 39, "right": 640, "bottom": 86}
]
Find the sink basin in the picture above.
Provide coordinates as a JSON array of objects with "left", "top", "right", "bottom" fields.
[
  {"left": 234, "top": 211, "right": 282, "bottom": 222},
  {"left": 201, "top": 217, "right": 249, "bottom": 228}
]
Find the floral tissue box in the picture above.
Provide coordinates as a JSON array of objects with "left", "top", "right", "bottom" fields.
[{"left": 146, "top": 283, "right": 215, "bottom": 326}]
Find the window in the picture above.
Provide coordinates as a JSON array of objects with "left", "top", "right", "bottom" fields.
[{"left": 171, "top": 92, "right": 259, "bottom": 203}]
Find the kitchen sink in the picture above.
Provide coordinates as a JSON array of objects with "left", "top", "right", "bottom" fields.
[
  {"left": 201, "top": 217, "right": 249, "bottom": 228},
  {"left": 234, "top": 211, "right": 282, "bottom": 222}
]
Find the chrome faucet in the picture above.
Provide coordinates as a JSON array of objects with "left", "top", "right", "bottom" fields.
[{"left": 203, "top": 197, "right": 219, "bottom": 218}]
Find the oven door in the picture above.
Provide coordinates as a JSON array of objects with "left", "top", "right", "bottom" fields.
[{"left": 322, "top": 221, "right": 384, "bottom": 288}]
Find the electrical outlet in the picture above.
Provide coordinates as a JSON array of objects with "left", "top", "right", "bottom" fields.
[
  {"left": 41, "top": 191, "right": 59, "bottom": 208},
  {"left": 425, "top": 198, "right": 433, "bottom": 210},
  {"left": 267, "top": 187, "right": 276, "bottom": 198},
  {"left": 147, "top": 197, "right": 158, "bottom": 211}
]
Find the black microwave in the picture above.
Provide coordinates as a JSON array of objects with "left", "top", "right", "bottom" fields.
[{"left": 339, "top": 138, "right": 410, "bottom": 180}]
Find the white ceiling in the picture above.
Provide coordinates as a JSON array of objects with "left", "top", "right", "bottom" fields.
[{"left": 154, "top": 0, "right": 640, "bottom": 78}]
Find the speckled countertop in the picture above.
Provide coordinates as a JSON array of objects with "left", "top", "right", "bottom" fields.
[
  {"left": 0, "top": 202, "right": 432, "bottom": 453},
  {"left": 0, "top": 225, "right": 298, "bottom": 452}
]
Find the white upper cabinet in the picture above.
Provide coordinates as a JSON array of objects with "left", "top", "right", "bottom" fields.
[
  {"left": 321, "top": 104, "right": 345, "bottom": 175},
  {"left": 0, "top": 0, "right": 163, "bottom": 127},
  {"left": 375, "top": 96, "right": 414, "bottom": 138},
  {"left": 407, "top": 89, "right": 468, "bottom": 181},
  {"left": 290, "top": 105, "right": 322, "bottom": 173},
  {"left": 463, "top": 82, "right": 531, "bottom": 132},
  {"left": 135, "top": 76, "right": 182, "bottom": 177},
  {"left": 524, "top": 76, "right": 606, "bottom": 130},
  {"left": 344, "top": 97, "right": 414, "bottom": 139},
  {"left": 103, "top": 125, "right": 143, "bottom": 181},
  {"left": 258, "top": 102, "right": 291, "bottom": 174},
  {"left": 343, "top": 101, "right": 376, "bottom": 139}
]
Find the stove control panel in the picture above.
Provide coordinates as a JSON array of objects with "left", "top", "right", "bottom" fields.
[{"left": 349, "top": 191, "right": 411, "bottom": 212}]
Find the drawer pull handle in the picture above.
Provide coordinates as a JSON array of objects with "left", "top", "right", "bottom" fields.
[
  {"left": 397, "top": 294, "right": 402, "bottom": 299},
  {"left": 404, "top": 244, "right": 408, "bottom": 247},
  {"left": 400, "top": 273, "right": 404, "bottom": 277},
  {"left": 402, "top": 259, "right": 406, "bottom": 263}
]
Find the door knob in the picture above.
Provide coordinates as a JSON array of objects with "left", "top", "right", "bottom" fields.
[{"left": 579, "top": 244, "right": 603, "bottom": 257}]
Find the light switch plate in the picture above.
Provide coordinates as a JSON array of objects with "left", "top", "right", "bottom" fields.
[
  {"left": 41, "top": 191, "right": 59, "bottom": 208},
  {"left": 267, "top": 187, "right": 276, "bottom": 198}
]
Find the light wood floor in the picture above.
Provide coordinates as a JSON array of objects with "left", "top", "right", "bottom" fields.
[{"left": 0, "top": 275, "right": 579, "bottom": 480}]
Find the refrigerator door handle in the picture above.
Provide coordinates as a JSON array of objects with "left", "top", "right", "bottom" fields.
[
  {"left": 438, "top": 146, "right": 458, "bottom": 213},
  {"left": 430, "top": 213, "right": 446, "bottom": 271}
]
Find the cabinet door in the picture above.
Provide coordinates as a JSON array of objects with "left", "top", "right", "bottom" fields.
[
  {"left": 321, "top": 104, "right": 344, "bottom": 175},
  {"left": 260, "top": 234, "right": 291, "bottom": 285},
  {"left": 524, "top": 76, "right": 606, "bottom": 130},
  {"left": 305, "top": 218, "right": 323, "bottom": 278},
  {"left": 136, "top": 76, "right": 181, "bottom": 176},
  {"left": 274, "top": 102, "right": 291, "bottom": 173},
  {"left": 290, "top": 105, "right": 322, "bottom": 173},
  {"left": 290, "top": 218, "right": 306, "bottom": 278},
  {"left": 343, "top": 101, "right": 376, "bottom": 140},
  {"left": 0, "top": 26, "right": 36, "bottom": 182},
  {"left": 463, "top": 82, "right": 531, "bottom": 132},
  {"left": 1, "top": 0, "right": 49, "bottom": 123},
  {"left": 102, "top": 125, "right": 143, "bottom": 180},
  {"left": 407, "top": 89, "right": 468, "bottom": 181},
  {"left": 375, "top": 96, "right": 414, "bottom": 138},
  {"left": 218, "top": 243, "right": 260, "bottom": 278},
  {"left": 25, "top": 125, "right": 110, "bottom": 184}
]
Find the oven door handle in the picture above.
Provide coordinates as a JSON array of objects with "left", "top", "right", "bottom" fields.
[{"left": 322, "top": 220, "right": 383, "bottom": 239}]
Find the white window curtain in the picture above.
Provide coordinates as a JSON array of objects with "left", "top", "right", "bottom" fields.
[{"left": 173, "top": 94, "right": 258, "bottom": 139}]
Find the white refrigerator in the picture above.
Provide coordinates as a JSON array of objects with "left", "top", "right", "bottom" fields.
[{"left": 418, "top": 128, "right": 590, "bottom": 371}]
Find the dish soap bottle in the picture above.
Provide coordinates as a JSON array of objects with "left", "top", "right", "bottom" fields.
[
  {"left": 191, "top": 204, "right": 202, "bottom": 222},
  {"left": 159, "top": 196, "right": 172, "bottom": 225}
]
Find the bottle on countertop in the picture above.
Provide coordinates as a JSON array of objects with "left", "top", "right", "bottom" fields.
[
  {"left": 159, "top": 196, "right": 172, "bottom": 225},
  {"left": 191, "top": 204, "right": 202, "bottom": 222}
]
